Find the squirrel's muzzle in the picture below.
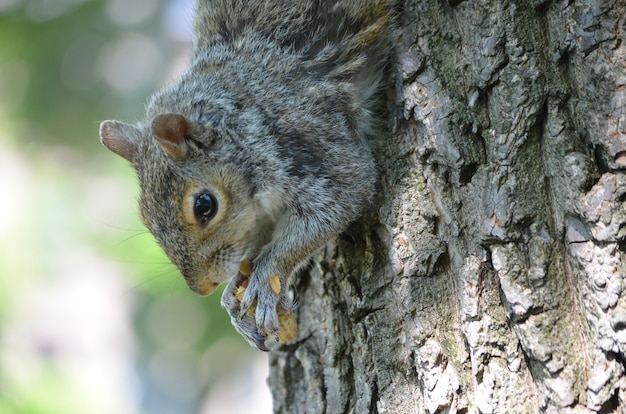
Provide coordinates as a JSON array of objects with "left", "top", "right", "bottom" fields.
[{"left": 189, "top": 280, "right": 219, "bottom": 296}]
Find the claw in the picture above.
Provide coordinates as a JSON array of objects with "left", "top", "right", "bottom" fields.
[
  {"left": 252, "top": 331, "right": 269, "bottom": 352},
  {"left": 238, "top": 297, "right": 252, "bottom": 320},
  {"left": 228, "top": 313, "right": 269, "bottom": 351}
]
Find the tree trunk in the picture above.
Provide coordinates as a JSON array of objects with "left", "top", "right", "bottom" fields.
[{"left": 268, "top": 0, "right": 626, "bottom": 412}]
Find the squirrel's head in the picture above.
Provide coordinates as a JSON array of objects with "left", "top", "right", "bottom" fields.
[{"left": 99, "top": 113, "right": 269, "bottom": 296}]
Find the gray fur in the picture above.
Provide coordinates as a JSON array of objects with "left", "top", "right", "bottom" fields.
[{"left": 99, "top": 0, "right": 394, "bottom": 349}]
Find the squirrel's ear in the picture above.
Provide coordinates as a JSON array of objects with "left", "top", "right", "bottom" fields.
[
  {"left": 99, "top": 120, "right": 141, "bottom": 163},
  {"left": 151, "top": 114, "right": 190, "bottom": 160}
]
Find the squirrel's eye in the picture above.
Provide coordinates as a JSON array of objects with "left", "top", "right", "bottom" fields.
[{"left": 194, "top": 193, "right": 217, "bottom": 225}]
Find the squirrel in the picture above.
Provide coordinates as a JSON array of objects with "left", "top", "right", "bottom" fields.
[{"left": 99, "top": 0, "right": 394, "bottom": 350}]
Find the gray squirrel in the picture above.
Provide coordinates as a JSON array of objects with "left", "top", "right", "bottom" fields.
[{"left": 99, "top": 0, "right": 394, "bottom": 350}]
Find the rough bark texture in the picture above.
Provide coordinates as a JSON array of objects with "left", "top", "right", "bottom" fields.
[{"left": 268, "top": 0, "right": 626, "bottom": 413}]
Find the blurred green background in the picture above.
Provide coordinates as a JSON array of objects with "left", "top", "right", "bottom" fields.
[{"left": 0, "top": 1, "right": 270, "bottom": 413}]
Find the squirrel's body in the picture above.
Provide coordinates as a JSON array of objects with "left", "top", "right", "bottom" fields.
[{"left": 100, "top": 0, "right": 394, "bottom": 349}]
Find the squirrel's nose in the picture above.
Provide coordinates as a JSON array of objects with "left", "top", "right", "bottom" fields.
[{"left": 189, "top": 280, "right": 218, "bottom": 296}]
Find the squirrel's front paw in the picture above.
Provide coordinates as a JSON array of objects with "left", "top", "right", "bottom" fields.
[
  {"left": 230, "top": 314, "right": 271, "bottom": 352},
  {"left": 221, "top": 271, "right": 245, "bottom": 318},
  {"left": 221, "top": 274, "right": 270, "bottom": 351},
  {"left": 239, "top": 272, "right": 283, "bottom": 339},
  {"left": 227, "top": 259, "right": 297, "bottom": 349}
]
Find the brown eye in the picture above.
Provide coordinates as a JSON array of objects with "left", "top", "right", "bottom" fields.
[{"left": 194, "top": 193, "right": 217, "bottom": 225}]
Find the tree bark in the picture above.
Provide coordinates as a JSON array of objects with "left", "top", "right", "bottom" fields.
[{"left": 268, "top": 0, "right": 626, "bottom": 412}]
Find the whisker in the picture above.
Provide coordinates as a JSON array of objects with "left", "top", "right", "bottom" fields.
[
  {"left": 113, "top": 231, "right": 152, "bottom": 246},
  {"left": 95, "top": 219, "right": 145, "bottom": 233},
  {"left": 122, "top": 264, "right": 181, "bottom": 296}
]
